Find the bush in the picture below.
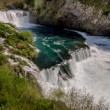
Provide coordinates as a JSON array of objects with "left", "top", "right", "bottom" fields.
[
  {"left": 50, "top": 88, "right": 109, "bottom": 110},
  {"left": 0, "top": 45, "right": 4, "bottom": 51},
  {"left": 12, "top": 2, "right": 24, "bottom": 9},
  {"left": 20, "top": 31, "right": 34, "bottom": 44},
  {"left": 0, "top": 53, "right": 8, "bottom": 65},
  {"left": 0, "top": 65, "right": 40, "bottom": 110},
  {"left": 103, "top": 9, "right": 110, "bottom": 16},
  {"left": 25, "top": 0, "right": 34, "bottom": 6}
]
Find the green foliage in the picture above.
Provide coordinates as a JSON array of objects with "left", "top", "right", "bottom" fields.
[
  {"left": 25, "top": 0, "right": 34, "bottom": 6},
  {"left": 12, "top": 2, "right": 24, "bottom": 9},
  {"left": 0, "top": 0, "right": 25, "bottom": 9},
  {"left": 0, "top": 65, "right": 70, "bottom": 110},
  {"left": 0, "top": 1, "right": 7, "bottom": 9},
  {"left": 77, "top": 0, "right": 110, "bottom": 14},
  {"left": 103, "top": 9, "right": 110, "bottom": 16},
  {"left": 50, "top": 88, "right": 109, "bottom": 110},
  {"left": 0, "top": 45, "right": 4, "bottom": 51},
  {"left": 34, "top": 0, "right": 66, "bottom": 23},
  {"left": 20, "top": 31, "right": 33, "bottom": 44},
  {"left": 0, "top": 65, "right": 40, "bottom": 110},
  {"left": 20, "top": 60, "right": 29, "bottom": 66},
  {"left": 13, "top": 48, "right": 36, "bottom": 59},
  {"left": 0, "top": 22, "right": 37, "bottom": 59},
  {"left": 0, "top": 53, "right": 8, "bottom": 65}
]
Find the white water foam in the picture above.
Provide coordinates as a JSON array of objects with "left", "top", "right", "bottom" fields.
[
  {"left": 39, "top": 31, "right": 110, "bottom": 103},
  {"left": 0, "top": 10, "right": 36, "bottom": 28},
  {"left": 70, "top": 31, "right": 110, "bottom": 102}
]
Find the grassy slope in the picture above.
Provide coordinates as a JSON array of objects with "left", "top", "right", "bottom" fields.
[
  {"left": 0, "top": 22, "right": 37, "bottom": 59},
  {"left": 0, "top": 65, "right": 70, "bottom": 110}
]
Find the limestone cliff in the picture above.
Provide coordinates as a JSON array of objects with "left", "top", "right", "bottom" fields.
[{"left": 30, "top": 0, "right": 110, "bottom": 36}]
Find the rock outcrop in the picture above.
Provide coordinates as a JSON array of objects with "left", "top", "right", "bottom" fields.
[{"left": 30, "top": 0, "right": 110, "bottom": 36}]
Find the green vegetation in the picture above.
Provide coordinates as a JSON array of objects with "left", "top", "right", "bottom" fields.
[
  {"left": 0, "top": 59, "right": 109, "bottom": 110},
  {"left": 0, "top": 65, "right": 39, "bottom": 110},
  {"left": 0, "top": 64, "right": 70, "bottom": 110},
  {"left": 0, "top": 22, "right": 37, "bottom": 59},
  {"left": 0, "top": 53, "right": 8, "bottom": 65},
  {"left": 0, "top": 0, "right": 25, "bottom": 9},
  {"left": 77, "top": 0, "right": 110, "bottom": 9},
  {"left": 77, "top": 0, "right": 110, "bottom": 15},
  {"left": 25, "top": 0, "right": 34, "bottom": 6},
  {"left": 33, "top": 0, "right": 66, "bottom": 25},
  {"left": 0, "top": 0, "right": 35, "bottom": 9},
  {"left": 103, "top": 9, "right": 110, "bottom": 16},
  {"left": 0, "top": 45, "right": 4, "bottom": 51}
]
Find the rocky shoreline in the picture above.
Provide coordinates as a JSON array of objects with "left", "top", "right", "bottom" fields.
[{"left": 29, "top": 0, "right": 110, "bottom": 36}]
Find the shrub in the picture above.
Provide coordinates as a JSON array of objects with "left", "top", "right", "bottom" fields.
[
  {"left": 25, "top": 0, "right": 34, "bottom": 6},
  {"left": 6, "top": 39, "right": 15, "bottom": 47},
  {"left": 20, "top": 31, "right": 34, "bottom": 44},
  {"left": 0, "top": 65, "right": 70, "bottom": 110},
  {"left": 16, "top": 43, "right": 26, "bottom": 49},
  {"left": 50, "top": 88, "right": 109, "bottom": 110},
  {"left": 12, "top": 2, "right": 24, "bottom": 9},
  {"left": 0, "top": 65, "right": 40, "bottom": 110},
  {"left": 103, "top": 9, "right": 110, "bottom": 16},
  {"left": 0, "top": 22, "right": 37, "bottom": 59},
  {"left": 0, "top": 45, "right": 4, "bottom": 51},
  {"left": 0, "top": 53, "right": 8, "bottom": 65}
]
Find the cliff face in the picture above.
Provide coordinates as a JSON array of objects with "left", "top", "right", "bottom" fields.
[{"left": 30, "top": 0, "right": 110, "bottom": 36}]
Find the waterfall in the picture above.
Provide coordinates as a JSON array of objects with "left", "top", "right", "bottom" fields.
[
  {"left": 40, "top": 48, "right": 91, "bottom": 87},
  {"left": 71, "top": 48, "right": 91, "bottom": 62},
  {"left": 0, "top": 10, "right": 36, "bottom": 27},
  {"left": 1, "top": 10, "right": 110, "bottom": 103}
]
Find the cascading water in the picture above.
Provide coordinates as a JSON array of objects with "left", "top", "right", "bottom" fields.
[
  {"left": 0, "top": 10, "right": 110, "bottom": 103},
  {"left": 0, "top": 10, "right": 36, "bottom": 27},
  {"left": 40, "top": 48, "right": 91, "bottom": 87}
]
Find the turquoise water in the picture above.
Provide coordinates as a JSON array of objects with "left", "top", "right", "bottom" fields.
[{"left": 21, "top": 25, "right": 87, "bottom": 69}]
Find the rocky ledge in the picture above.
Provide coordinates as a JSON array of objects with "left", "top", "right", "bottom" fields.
[{"left": 29, "top": 0, "right": 110, "bottom": 36}]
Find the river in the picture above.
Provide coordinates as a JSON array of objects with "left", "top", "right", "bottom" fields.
[{"left": 0, "top": 10, "right": 110, "bottom": 103}]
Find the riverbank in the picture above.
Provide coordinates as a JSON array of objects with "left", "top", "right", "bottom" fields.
[{"left": 29, "top": 0, "right": 110, "bottom": 36}]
